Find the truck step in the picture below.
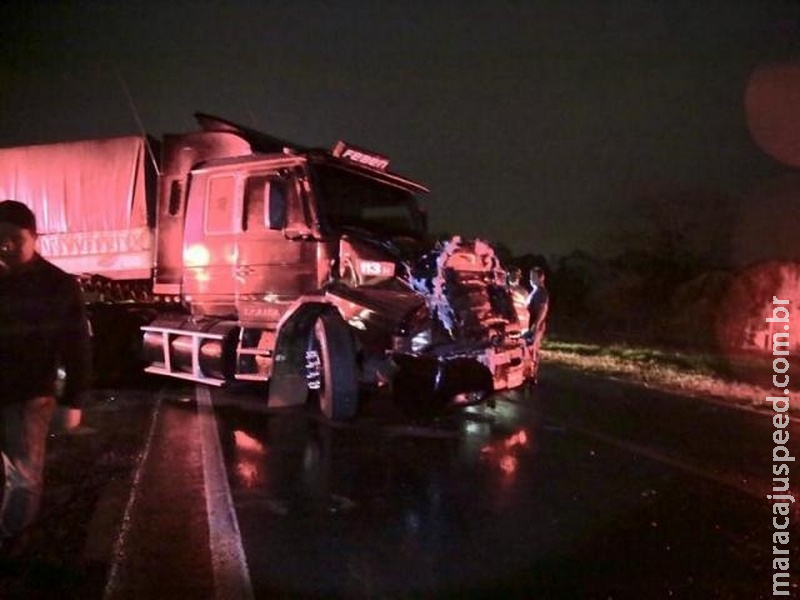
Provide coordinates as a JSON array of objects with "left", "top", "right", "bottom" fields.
[
  {"left": 144, "top": 366, "right": 226, "bottom": 386},
  {"left": 233, "top": 373, "right": 270, "bottom": 382},
  {"left": 236, "top": 347, "right": 273, "bottom": 357}
]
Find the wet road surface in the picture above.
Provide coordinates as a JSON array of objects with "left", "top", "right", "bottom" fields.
[
  {"left": 210, "top": 370, "right": 799, "bottom": 599},
  {"left": 1, "top": 366, "right": 797, "bottom": 599}
]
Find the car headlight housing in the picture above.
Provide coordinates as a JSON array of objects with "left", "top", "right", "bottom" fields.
[{"left": 410, "top": 328, "right": 433, "bottom": 353}]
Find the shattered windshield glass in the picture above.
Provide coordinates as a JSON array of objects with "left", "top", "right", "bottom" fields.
[{"left": 311, "top": 163, "right": 425, "bottom": 238}]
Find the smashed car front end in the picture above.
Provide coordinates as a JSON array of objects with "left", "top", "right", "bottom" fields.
[
  {"left": 403, "top": 236, "right": 532, "bottom": 401},
  {"left": 324, "top": 235, "right": 533, "bottom": 407}
]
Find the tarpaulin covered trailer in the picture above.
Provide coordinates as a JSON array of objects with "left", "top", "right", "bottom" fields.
[{"left": 0, "top": 135, "right": 157, "bottom": 279}]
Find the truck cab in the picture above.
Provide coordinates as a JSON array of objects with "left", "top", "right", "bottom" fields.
[
  {"left": 143, "top": 117, "right": 432, "bottom": 396},
  {"left": 152, "top": 116, "right": 428, "bottom": 319}
]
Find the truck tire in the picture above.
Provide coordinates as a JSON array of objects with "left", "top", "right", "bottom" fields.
[{"left": 306, "top": 312, "right": 359, "bottom": 421}]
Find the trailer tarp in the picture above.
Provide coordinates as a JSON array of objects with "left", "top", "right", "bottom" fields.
[
  {"left": 0, "top": 136, "right": 154, "bottom": 278},
  {"left": 0, "top": 135, "right": 150, "bottom": 233}
]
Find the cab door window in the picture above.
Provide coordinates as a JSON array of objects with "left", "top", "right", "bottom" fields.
[{"left": 243, "top": 174, "right": 288, "bottom": 232}]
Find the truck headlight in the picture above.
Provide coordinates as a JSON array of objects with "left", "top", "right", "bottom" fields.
[{"left": 411, "top": 328, "right": 432, "bottom": 353}]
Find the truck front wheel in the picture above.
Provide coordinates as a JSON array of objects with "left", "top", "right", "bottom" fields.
[{"left": 305, "top": 313, "right": 359, "bottom": 421}]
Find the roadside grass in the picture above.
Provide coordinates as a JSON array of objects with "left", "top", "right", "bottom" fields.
[{"left": 541, "top": 338, "right": 798, "bottom": 414}]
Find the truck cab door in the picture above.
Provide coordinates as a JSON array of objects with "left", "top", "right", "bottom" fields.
[
  {"left": 235, "top": 171, "right": 322, "bottom": 321},
  {"left": 182, "top": 172, "right": 240, "bottom": 316}
]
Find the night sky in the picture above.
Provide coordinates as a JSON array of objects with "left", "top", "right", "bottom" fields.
[{"left": 1, "top": 1, "right": 799, "bottom": 264}]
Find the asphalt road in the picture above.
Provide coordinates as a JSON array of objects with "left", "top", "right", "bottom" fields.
[{"left": 0, "top": 366, "right": 797, "bottom": 599}]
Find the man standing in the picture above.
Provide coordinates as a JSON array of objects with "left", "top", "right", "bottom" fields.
[
  {"left": 0, "top": 200, "right": 92, "bottom": 547},
  {"left": 526, "top": 267, "right": 549, "bottom": 383},
  {"left": 507, "top": 267, "right": 530, "bottom": 331}
]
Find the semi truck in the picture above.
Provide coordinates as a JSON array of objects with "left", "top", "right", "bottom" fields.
[{"left": 0, "top": 113, "right": 534, "bottom": 420}]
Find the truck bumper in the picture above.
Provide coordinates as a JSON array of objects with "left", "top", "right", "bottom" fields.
[
  {"left": 392, "top": 341, "right": 531, "bottom": 407},
  {"left": 478, "top": 342, "right": 532, "bottom": 391}
]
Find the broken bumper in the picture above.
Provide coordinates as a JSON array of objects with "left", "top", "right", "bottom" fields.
[{"left": 392, "top": 340, "right": 532, "bottom": 405}]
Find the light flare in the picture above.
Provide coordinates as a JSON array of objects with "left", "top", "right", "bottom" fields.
[
  {"left": 480, "top": 427, "right": 530, "bottom": 478},
  {"left": 234, "top": 430, "right": 266, "bottom": 488},
  {"left": 183, "top": 243, "right": 211, "bottom": 267}
]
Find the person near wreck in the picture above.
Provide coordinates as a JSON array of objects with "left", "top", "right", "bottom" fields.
[
  {"left": 525, "top": 266, "right": 549, "bottom": 381},
  {"left": 0, "top": 200, "right": 92, "bottom": 548},
  {"left": 507, "top": 266, "right": 530, "bottom": 331}
]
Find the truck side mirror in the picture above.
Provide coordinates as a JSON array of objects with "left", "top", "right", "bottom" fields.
[{"left": 266, "top": 183, "right": 287, "bottom": 230}]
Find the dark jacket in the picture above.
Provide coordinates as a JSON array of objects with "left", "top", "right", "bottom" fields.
[
  {"left": 527, "top": 285, "right": 550, "bottom": 332},
  {"left": 0, "top": 254, "right": 92, "bottom": 407}
]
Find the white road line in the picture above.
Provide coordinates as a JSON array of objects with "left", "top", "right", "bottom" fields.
[
  {"left": 556, "top": 419, "right": 770, "bottom": 500},
  {"left": 103, "top": 389, "right": 163, "bottom": 600},
  {"left": 196, "top": 384, "right": 255, "bottom": 600}
]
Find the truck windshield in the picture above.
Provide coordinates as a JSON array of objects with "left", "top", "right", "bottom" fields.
[{"left": 311, "top": 163, "right": 425, "bottom": 239}]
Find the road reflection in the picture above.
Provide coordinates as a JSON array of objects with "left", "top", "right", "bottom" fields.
[
  {"left": 211, "top": 387, "right": 549, "bottom": 593},
  {"left": 232, "top": 430, "right": 266, "bottom": 488},
  {"left": 219, "top": 391, "right": 541, "bottom": 504}
]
